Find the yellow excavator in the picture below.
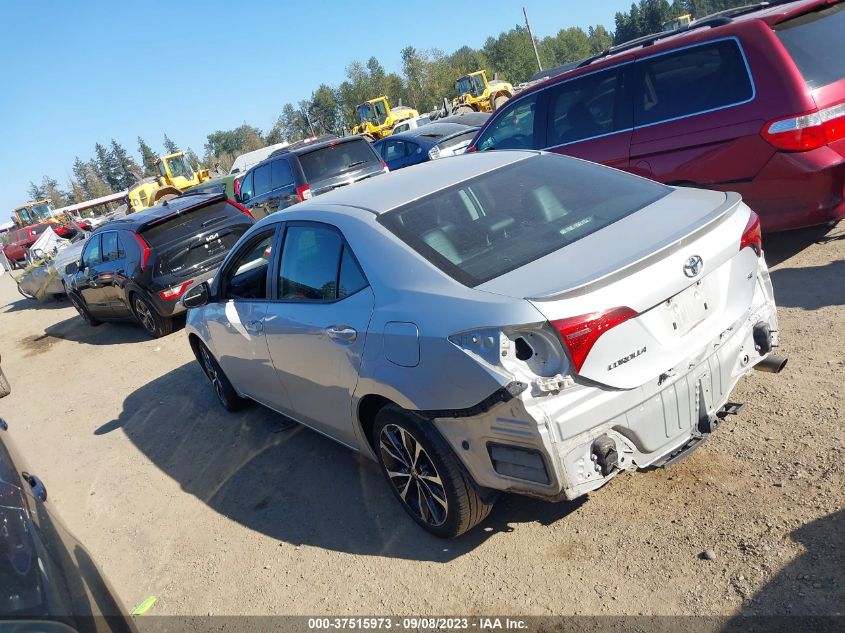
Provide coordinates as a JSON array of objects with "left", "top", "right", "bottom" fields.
[
  {"left": 451, "top": 70, "right": 514, "bottom": 114},
  {"left": 127, "top": 152, "right": 211, "bottom": 213},
  {"left": 352, "top": 96, "right": 419, "bottom": 141}
]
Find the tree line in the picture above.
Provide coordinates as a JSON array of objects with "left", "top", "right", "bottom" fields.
[{"left": 24, "top": 0, "right": 750, "bottom": 211}]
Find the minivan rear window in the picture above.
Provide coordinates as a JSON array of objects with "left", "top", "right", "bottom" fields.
[
  {"left": 775, "top": 3, "right": 845, "bottom": 90},
  {"left": 379, "top": 154, "right": 670, "bottom": 287},
  {"left": 298, "top": 140, "right": 379, "bottom": 182}
]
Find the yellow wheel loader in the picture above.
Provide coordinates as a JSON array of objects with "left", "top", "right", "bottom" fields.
[
  {"left": 352, "top": 96, "right": 419, "bottom": 141},
  {"left": 451, "top": 70, "right": 514, "bottom": 114},
  {"left": 127, "top": 152, "right": 211, "bottom": 213}
]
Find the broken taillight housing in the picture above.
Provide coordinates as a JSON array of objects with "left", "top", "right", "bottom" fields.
[
  {"left": 551, "top": 307, "right": 638, "bottom": 373},
  {"left": 740, "top": 210, "right": 762, "bottom": 256}
]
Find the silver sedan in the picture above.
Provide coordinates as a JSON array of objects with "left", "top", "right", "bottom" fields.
[{"left": 183, "top": 150, "right": 783, "bottom": 537}]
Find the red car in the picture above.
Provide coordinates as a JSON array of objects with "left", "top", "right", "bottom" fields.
[
  {"left": 2, "top": 222, "right": 78, "bottom": 267},
  {"left": 468, "top": 0, "right": 845, "bottom": 232}
]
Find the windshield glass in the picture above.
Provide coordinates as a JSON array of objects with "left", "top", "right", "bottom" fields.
[
  {"left": 378, "top": 154, "right": 670, "bottom": 287},
  {"left": 16, "top": 202, "right": 52, "bottom": 225},
  {"left": 167, "top": 156, "right": 195, "bottom": 180},
  {"left": 456, "top": 76, "right": 474, "bottom": 95},
  {"left": 358, "top": 103, "right": 372, "bottom": 124},
  {"left": 775, "top": 3, "right": 845, "bottom": 90},
  {"left": 472, "top": 74, "right": 486, "bottom": 95},
  {"left": 298, "top": 140, "right": 380, "bottom": 182}
]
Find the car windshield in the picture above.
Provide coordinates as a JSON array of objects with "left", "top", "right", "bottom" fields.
[
  {"left": 775, "top": 3, "right": 845, "bottom": 90},
  {"left": 379, "top": 154, "right": 670, "bottom": 286},
  {"left": 298, "top": 140, "right": 380, "bottom": 182},
  {"left": 358, "top": 101, "right": 388, "bottom": 125},
  {"left": 456, "top": 76, "right": 474, "bottom": 95},
  {"left": 167, "top": 156, "right": 195, "bottom": 180}
]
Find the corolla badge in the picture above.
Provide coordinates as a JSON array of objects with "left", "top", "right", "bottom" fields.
[{"left": 683, "top": 255, "right": 704, "bottom": 278}]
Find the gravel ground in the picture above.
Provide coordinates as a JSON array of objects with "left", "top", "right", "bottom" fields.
[{"left": 0, "top": 224, "right": 842, "bottom": 618}]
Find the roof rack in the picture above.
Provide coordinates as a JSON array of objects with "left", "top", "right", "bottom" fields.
[{"left": 577, "top": 0, "right": 796, "bottom": 69}]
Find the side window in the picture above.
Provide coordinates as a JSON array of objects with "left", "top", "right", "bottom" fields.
[
  {"left": 338, "top": 246, "right": 367, "bottom": 299},
  {"left": 240, "top": 171, "right": 254, "bottom": 202},
  {"left": 279, "top": 226, "right": 343, "bottom": 301},
  {"left": 101, "top": 231, "right": 124, "bottom": 262},
  {"left": 635, "top": 39, "right": 753, "bottom": 126},
  {"left": 253, "top": 164, "right": 272, "bottom": 197},
  {"left": 405, "top": 141, "right": 421, "bottom": 156},
  {"left": 384, "top": 140, "right": 406, "bottom": 162},
  {"left": 82, "top": 235, "right": 102, "bottom": 267},
  {"left": 271, "top": 158, "right": 294, "bottom": 189},
  {"left": 223, "top": 230, "right": 276, "bottom": 300},
  {"left": 476, "top": 93, "right": 539, "bottom": 151},
  {"left": 546, "top": 69, "right": 623, "bottom": 146}
]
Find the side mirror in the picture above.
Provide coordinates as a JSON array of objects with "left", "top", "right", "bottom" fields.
[
  {"left": 181, "top": 281, "right": 210, "bottom": 309},
  {"left": 65, "top": 261, "right": 79, "bottom": 275}
]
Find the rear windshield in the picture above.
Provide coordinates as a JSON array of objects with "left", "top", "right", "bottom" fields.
[
  {"left": 156, "top": 228, "right": 247, "bottom": 277},
  {"left": 141, "top": 200, "right": 241, "bottom": 247},
  {"left": 298, "top": 140, "right": 379, "bottom": 182},
  {"left": 775, "top": 3, "right": 845, "bottom": 90},
  {"left": 378, "top": 154, "right": 670, "bottom": 287}
]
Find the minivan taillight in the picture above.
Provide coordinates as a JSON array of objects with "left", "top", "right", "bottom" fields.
[
  {"left": 133, "top": 233, "right": 151, "bottom": 270},
  {"left": 551, "top": 307, "right": 638, "bottom": 373},
  {"left": 228, "top": 199, "right": 254, "bottom": 219},
  {"left": 740, "top": 210, "right": 762, "bottom": 256},
  {"left": 762, "top": 103, "right": 845, "bottom": 151},
  {"left": 296, "top": 185, "right": 312, "bottom": 201}
]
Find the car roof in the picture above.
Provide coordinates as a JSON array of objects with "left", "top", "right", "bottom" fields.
[
  {"left": 387, "top": 122, "right": 472, "bottom": 141},
  {"left": 286, "top": 150, "right": 537, "bottom": 216},
  {"left": 101, "top": 192, "right": 228, "bottom": 232}
]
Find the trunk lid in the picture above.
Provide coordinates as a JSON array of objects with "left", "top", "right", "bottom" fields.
[{"left": 479, "top": 188, "right": 759, "bottom": 389}]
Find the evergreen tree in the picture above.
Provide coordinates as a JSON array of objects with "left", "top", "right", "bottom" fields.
[
  {"left": 27, "top": 181, "right": 46, "bottom": 201},
  {"left": 110, "top": 139, "right": 142, "bottom": 188},
  {"left": 94, "top": 143, "right": 120, "bottom": 191},
  {"left": 84, "top": 162, "right": 113, "bottom": 199},
  {"left": 137, "top": 137, "right": 159, "bottom": 177},
  {"left": 39, "top": 176, "right": 68, "bottom": 208},
  {"left": 163, "top": 133, "right": 179, "bottom": 154}
]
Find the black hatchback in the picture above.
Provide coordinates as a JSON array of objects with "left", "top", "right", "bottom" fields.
[
  {"left": 64, "top": 192, "right": 254, "bottom": 338},
  {"left": 236, "top": 136, "right": 387, "bottom": 220}
]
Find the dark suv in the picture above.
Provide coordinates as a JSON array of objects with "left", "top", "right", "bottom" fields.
[
  {"left": 467, "top": 0, "right": 845, "bottom": 232},
  {"left": 237, "top": 136, "right": 387, "bottom": 219},
  {"left": 64, "top": 192, "right": 254, "bottom": 338}
]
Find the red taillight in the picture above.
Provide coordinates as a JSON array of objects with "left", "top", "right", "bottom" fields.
[
  {"left": 158, "top": 280, "right": 193, "bottom": 301},
  {"left": 740, "top": 210, "right": 762, "bottom": 256},
  {"left": 132, "top": 233, "right": 151, "bottom": 270},
  {"left": 762, "top": 103, "right": 845, "bottom": 151},
  {"left": 381, "top": 161, "right": 390, "bottom": 174},
  {"left": 296, "top": 184, "right": 312, "bottom": 201},
  {"left": 228, "top": 199, "right": 254, "bottom": 219},
  {"left": 551, "top": 307, "right": 638, "bottom": 373}
]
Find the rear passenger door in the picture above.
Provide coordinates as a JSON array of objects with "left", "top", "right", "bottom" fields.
[
  {"left": 381, "top": 139, "right": 411, "bottom": 170},
  {"left": 263, "top": 222, "right": 374, "bottom": 446},
  {"left": 269, "top": 157, "right": 299, "bottom": 212},
  {"left": 544, "top": 66, "right": 632, "bottom": 170},
  {"left": 629, "top": 39, "right": 762, "bottom": 185}
]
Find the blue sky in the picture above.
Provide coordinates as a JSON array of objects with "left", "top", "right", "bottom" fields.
[{"left": 0, "top": 0, "right": 631, "bottom": 214}]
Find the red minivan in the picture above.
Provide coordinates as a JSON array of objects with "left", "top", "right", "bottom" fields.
[{"left": 468, "top": 0, "right": 845, "bottom": 232}]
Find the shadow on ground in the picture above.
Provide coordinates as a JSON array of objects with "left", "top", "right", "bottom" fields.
[
  {"left": 764, "top": 223, "right": 844, "bottom": 267},
  {"left": 1, "top": 292, "right": 69, "bottom": 314},
  {"left": 40, "top": 314, "right": 185, "bottom": 346},
  {"left": 96, "top": 362, "right": 584, "bottom": 561},
  {"left": 736, "top": 509, "right": 844, "bottom": 618}
]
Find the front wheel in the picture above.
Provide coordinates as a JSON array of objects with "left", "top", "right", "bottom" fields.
[
  {"left": 493, "top": 94, "right": 510, "bottom": 111},
  {"left": 132, "top": 294, "right": 173, "bottom": 338},
  {"left": 374, "top": 405, "right": 494, "bottom": 538},
  {"left": 69, "top": 293, "right": 102, "bottom": 327}
]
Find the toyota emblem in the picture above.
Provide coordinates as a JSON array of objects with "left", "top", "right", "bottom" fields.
[{"left": 683, "top": 255, "right": 704, "bottom": 278}]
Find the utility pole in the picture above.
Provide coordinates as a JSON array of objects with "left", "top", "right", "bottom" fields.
[{"left": 523, "top": 7, "right": 543, "bottom": 73}]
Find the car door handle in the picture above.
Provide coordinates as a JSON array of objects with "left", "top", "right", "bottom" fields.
[
  {"left": 21, "top": 471, "right": 47, "bottom": 502},
  {"left": 326, "top": 325, "right": 357, "bottom": 343},
  {"left": 245, "top": 320, "right": 264, "bottom": 335}
]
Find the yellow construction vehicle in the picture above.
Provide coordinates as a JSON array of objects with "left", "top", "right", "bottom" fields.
[
  {"left": 451, "top": 70, "right": 514, "bottom": 114},
  {"left": 662, "top": 14, "right": 692, "bottom": 31},
  {"left": 12, "top": 199, "right": 55, "bottom": 227},
  {"left": 352, "top": 96, "right": 419, "bottom": 141},
  {"left": 127, "top": 151, "right": 210, "bottom": 213}
]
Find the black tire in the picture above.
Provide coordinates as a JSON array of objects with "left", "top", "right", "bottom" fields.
[
  {"left": 68, "top": 292, "right": 102, "bottom": 327},
  {"left": 0, "top": 366, "right": 10, "bottom": 399},
  {"left": 373, "top": 405, "right": 493, "bottom": 538},
  {"left": 131, "top": 293, "right": 173, "bottom": 338},
  {"left": 195, "top": 341, "right": 249, "bottom": 412},
  {"left": 493, "top": 94, "right": 510, "bottom": 111}
]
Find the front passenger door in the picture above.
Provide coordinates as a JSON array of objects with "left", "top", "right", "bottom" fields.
[
  {"left": 75, "top": 235, "right": 109, "bottom": 316},
  {"left": 263, "top": 223, "right": 374, "bottom": 446},
  {"left": 99, "top": 230, "right": 131, "bottom": 317}
]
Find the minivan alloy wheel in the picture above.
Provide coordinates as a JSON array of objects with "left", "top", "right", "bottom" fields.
[{"left": 379, "top": 423, "right": 448, "bottom": 527}]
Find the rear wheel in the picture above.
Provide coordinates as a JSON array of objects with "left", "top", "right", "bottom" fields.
[
  {"left": 69, "top": 293, "right": 102, "bottom": 327},
  {"left": 493, "top": 94, "right": 510, "bottom": 111},
  {"left": 132, "top": 294, "right": 173, "bottom": 338},
  {"left": 373, "top": 405, "right": 494, "bottom": 538},
  {"left": 196, "top": 341, "right": 248, "bottom": 412}
]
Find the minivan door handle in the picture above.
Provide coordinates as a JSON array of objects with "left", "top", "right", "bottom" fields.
[
  {"left": 244, "top": 320, "right": 264, "bottom": 335},
  {"left": 326, "top": 325, "right": 357, "bottom": 343}
]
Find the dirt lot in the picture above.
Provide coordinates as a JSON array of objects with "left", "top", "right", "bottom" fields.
[{"left": 0, "top": 225, "right": 842, "bottom": 618}]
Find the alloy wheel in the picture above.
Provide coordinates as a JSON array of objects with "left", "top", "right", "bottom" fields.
[
  {"left": 379, "top": 424, "right": 448, "bottom": 527},
  {"left": 134, "top": 298, "right": 156, "bottom": 334}
]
